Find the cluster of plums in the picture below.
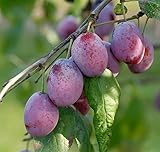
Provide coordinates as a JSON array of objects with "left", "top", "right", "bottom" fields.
[{"left": 23, "top": 1, "right": 154, "bottom": 138}]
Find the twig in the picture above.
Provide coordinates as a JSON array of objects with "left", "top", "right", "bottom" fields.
[
  {"left": 22, "top": 136, "right": 33, "bottom": 142},
  {"left": 123, "top": 0, "right": 138, "bottom": 2},
  {"left": 35, "top": 47, "right": 67, "bottom": 83},
  {"left": 24, "top": 132, "right": 29, "bottom": 136},
  {"left": 143, "top": 17, "right": 149, "bottom": 35},
  {"left": 0, "top": 0, "right": 112, "bottom": 102},
  {"left": 66, "top": 39, "right": 73, "bottom": 59},
  {"left": 95, "top": 11, "right": 144, "bottom": 27}
]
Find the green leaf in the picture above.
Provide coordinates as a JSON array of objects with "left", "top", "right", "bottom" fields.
[
  {"left": 85, "top": 69, "right": 121, "bottom": 152},
  {"left": 139, "top": 0, "right": 160, "bottom": 20},
  {"left": 114, "top": 3, "right": 128, "bottom": 15},
  {"left": 35, "top": 107, "right": 92, "bottom": 152},
  {"left": 37, "top": 134, "right": 69, "bottom": 152}
]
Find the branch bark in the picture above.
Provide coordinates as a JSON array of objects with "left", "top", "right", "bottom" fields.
[{"left": 0, "top": 0, "right": 112, "bottom": 102}]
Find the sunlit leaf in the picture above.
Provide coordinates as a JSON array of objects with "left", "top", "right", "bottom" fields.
[{"left": 85, "top": 69, "right": 121, "bottom": 152}]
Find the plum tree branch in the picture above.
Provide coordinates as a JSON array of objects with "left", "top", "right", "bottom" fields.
[
  {"left": 35, "top": 47, "right": 67, "bottom": 84},
  {"left": 0, "top": 0, "right": 112, "bottom": 102},
  {"left": 122, "top": 0, "right": 138, "bottom": 2},
  {"left": 95, "top": 11, "right": 144, "bottom": 27}
]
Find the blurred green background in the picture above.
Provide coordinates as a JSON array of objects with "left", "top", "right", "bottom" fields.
[{"left": 0, "top": 0, "right": 160, "bottom": 152}]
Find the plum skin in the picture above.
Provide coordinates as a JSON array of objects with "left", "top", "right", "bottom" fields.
[
  {"left": 71, "top": 32, "right": 108, "bottom": 77},
  {"left": 24, "top": 92, "right": 59, "bottom": 137},
  {"left": 128, "top": 37, "right": 154, "bottom": 73},
  {"left": 73, "top": 91, "right": 90, "bottom": 115},
  {"left": 56, "top": 16, "right": 78, "bottom": 40},
  {"left": 47, "top": 58, "right": 83, "bottom": 107},
  {"left": 103, "top": 41, "right": 120, "bottom": 76},
  {"left": 111, "top": 21, "right": 145, "bottom": 64},
  {"left": 95, "top": 3, "right": 115, "bottom": 39}
]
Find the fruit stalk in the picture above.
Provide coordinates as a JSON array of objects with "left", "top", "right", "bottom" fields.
[{"left": 95, "top": 11, "right": 144, "bottom": 27}]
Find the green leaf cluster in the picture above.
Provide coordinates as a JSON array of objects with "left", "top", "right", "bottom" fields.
[{"left": 139, "top": 0, "right": 160, "bottom": 20}]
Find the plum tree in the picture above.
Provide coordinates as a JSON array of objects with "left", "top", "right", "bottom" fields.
[
  {"left": 47, "top": 58, "right": 83, "bottom": 107},
  {"left": 24, "top": 92, "right": 59, "bottom": 137},
  {"left": 111, "top": 21, "right": 145, "bottom": 64},
  {"left": 71, "top": 32, "right": 108, "bottom": 77}
]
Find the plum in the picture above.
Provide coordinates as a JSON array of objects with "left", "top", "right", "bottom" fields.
[
  {"left": 47, "top": 58, "right": 83, "bottom": 107},
  {"left": 71, "top": 32, "right": 108, "bottom": 77},
  {"left": 24, "top": 92, "right": 59, "bottom": 137}
]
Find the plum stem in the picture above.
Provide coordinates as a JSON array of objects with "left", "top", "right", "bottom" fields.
[
  {"left": 138, "top": 18, "right": 140, "bottom": 28},
  {"left": 143, "top": 17, "right": 149, "bottom": 36},
  {"left": 26, "top": 138, "right": 30, "bottom": 151},
  {"left": 87, "top": 21, "right": 93, "bottom": 32},
  {"left": 66, "top": 39, "right": 73, "bottom": 59},
  {"left": 94, "top": 11, "right": 144, "bottom": 27},
  {"left": 41, "top": 68, "right": 45, "bottom": 93},
  {"left": 35, "top": 47, "right": 67, "bottom": 84},
  {"left": 22, "top": 136, "right": 33, "bottom": 142},
  {"left": 123, "top": 0, "right": 138, "bottom": 2},
  {"left": 121, "top": 1, "right": 126, "bottom": 21}
]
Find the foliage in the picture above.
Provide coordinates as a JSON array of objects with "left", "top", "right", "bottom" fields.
[
  {"left": 139, "top": 0, "right": 160, "bottom": 20},
  {"left": 33, "top": 69, "right": 120, "bottom": 152},
  {"left": 85, "top": 69, "right": 120, "bottom": 152},
  {"left": 35, "top": 107, "right": 92, "bottom": 152}
]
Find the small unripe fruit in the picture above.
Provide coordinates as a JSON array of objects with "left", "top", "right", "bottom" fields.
[
  {"left": 47, "top": 58, "right": 83, "bottom": 107},
  {"left": 71, "top": 32, "right": 108, "bottom": 77},
  {"left": 24, "top": 92, "right": 59, "bottom": 137}
]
